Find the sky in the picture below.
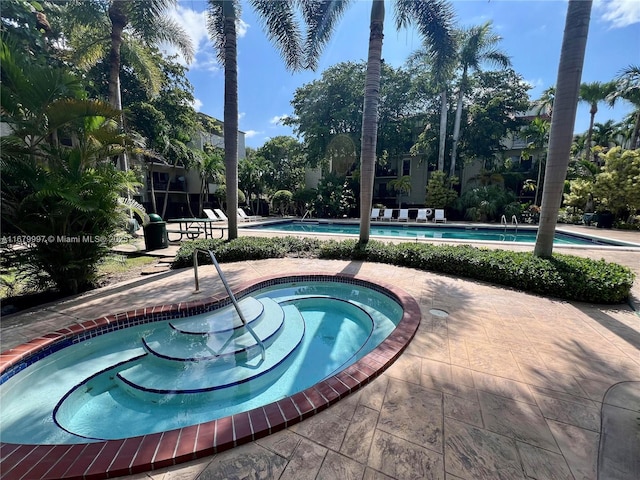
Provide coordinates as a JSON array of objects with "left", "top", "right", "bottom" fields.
[{"left": 165, "top": 0, "right": 640, "bottom": 149}]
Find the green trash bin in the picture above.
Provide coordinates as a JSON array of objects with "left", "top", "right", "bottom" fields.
[{"left": 143, "top": 214, "right": 168, "bottom": 250}]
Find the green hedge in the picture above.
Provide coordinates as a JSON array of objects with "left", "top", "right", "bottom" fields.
[{"left": 173, "top": 237, "right": 635, "bottom": 304}]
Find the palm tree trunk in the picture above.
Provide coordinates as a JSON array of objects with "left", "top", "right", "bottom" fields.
[
  {"left": 359, "top": 0, "right": 385, "bottom": 244},
  {"left": 585, "top": 105, "right": 596, "bottom": 162},
  {"left": 438, "top": 89, "right": 447, "bottom": 171},
  {"left": 449, "top": 71, "right": 466, "bottom": 177},
  {"left": 223, "top": 1, "right": 239, "bottom": 239},
  {"left": 108, "top": 1, "right": 128, "bottom": 172},
  {"left": 534, "top": 0, "right": 592, "bottom": 258}
]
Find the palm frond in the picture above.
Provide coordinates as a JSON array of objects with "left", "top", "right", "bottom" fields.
[
  {"left": 142, "top": 15, "right": 195, "bottom": 63},
  {"left": 121, "top": 38, "right": 164, "bottom": 97},
  {"left": 395, "top": 0, "right": 456, "bottom": 74},
  {"left": 299, "top": 0, "right": 351, "bottom": 71},
  {"left": 248, "top": 0, "right": 303, "bottom": 71}
]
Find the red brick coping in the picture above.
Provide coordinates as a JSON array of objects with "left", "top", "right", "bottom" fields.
[{"left": 0, "top": 273, "right": 421, "bottom": 480}]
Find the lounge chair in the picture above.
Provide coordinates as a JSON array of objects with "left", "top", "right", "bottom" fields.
[
  {"left": 370, "top": 208, "right": 380, "bottom": 221},
  {"left": 381, "top": 209, "right": 393, "bottom": 221},
  {"left": 416, "top": 209, "right": 428, "bottom": 222},
  {"left": 203, "top": 209, "right": 222, "bottom": 221},
  {"left": 214, "top": 208, "right": 229, "bottom": 222},
  {"left": 396, "top": 209, "right": 409, "bottom": 222},
  {"left": 238, "top": 208, "right": 260, "bottom": 222},
  {"left": 433, "top": 209, "right": 447, "bottom": 223}
]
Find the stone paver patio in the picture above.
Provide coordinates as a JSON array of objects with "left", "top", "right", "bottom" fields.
[{"left": 1, "top": 226, "right": 639, "bottom": 480}]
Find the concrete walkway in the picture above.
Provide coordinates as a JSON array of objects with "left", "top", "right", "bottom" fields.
[{"left": 2, "top": 251, "right": 639, "bottom": 479}]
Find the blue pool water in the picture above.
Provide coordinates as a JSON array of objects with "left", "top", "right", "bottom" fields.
[
  {"left": 0, "top": 281, "right": 402, "bottom": 444},
  {"left": 245, "top": 221, "right": 627, "bottom": 246}
]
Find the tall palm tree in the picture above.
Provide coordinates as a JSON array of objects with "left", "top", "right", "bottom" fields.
[
  {"left": 359, "top": 0, "right": 455, "bottom": 243},
  {"left": 207, "top": 0, "right": 349, "bottom": 240},
  {"left": 408, "top": 40, "right": 457, "bottom": 172},
  {"left": 579, "top": 80, "right": 615, "bottom": 162},
  {"left": 449, "top": 21, "right": 511, "bottom": 178},
  {"left": 608, "top": 65, "right": 640, "bottom": 149},
  {"left": 62, "top": 0, "right": 194, "bottom": 171},
  {"left": 534, "top": 0, "right": 592, "bottom": 258}
]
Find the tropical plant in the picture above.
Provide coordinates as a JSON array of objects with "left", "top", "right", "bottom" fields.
[
  {"left": 520, "top": 117, "right": 550, "bottom": 206},
  {"left": 207, "top": 0, "right": 349, "bottom": 240},
  {"left": 0, "top": 39, "right": 140, "bottom": 294},
  {"left": 199, "top": 144, "right": 225, "bottom": 215},
  {"left": 608, "top": 65, "right": 640, "bottom": 149},
  {"left": 534, "top": 0, "right": 592, "bottom": 258},
  {"left": 579, "top": 81, "right": 616, "bottom": 162},
  {"left": 358, "top": 0, "right": 455, "bottom": 243},
  {"left": 593, "top": 147, "right": 640, "bottom": 221},
  {"left": 449, "top": 21, "right": 511, "bottom": 177},
  {"left": 533, "top": 86, "right": 555, "bottom": 117},
  {"left": 313, "top": 173, "right": 357, "bottom": 218},
  {"left": 388, "top": 175, "right": 412, "bottom": 207},
  {"left": 425, "top": 171, "right": 458, "bottom": 208},
  {"left": 456, "top": 185, "right": 517, "bottom": 222},
  {"left": 564, "top": 178, "right": 595, "bottom": 213}
]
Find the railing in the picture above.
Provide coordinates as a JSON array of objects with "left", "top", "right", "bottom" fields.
[
  {"left": 301, "top": 209, "right": 312, "bottom": 222},
  {"left": 511, "top": 215, "right": 519, "bottom": 236},
  {"left": 192, "top": 249, "right": 265, "bottom": 361},
  {"left": 501, "top": 215, "right": 508, "bottom": 232}
]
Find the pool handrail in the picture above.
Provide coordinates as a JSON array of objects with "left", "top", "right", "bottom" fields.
[{"left": 192, "top": 248, "right": 266, "bottom": 361}]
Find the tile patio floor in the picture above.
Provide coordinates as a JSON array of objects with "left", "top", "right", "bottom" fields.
[{"left": 1, "top": 227, "right": 639, "bottom": 480}]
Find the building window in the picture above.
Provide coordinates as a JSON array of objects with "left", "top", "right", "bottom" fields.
[{"left": 402, "top": 159, "right": 411, "bottom": 176}]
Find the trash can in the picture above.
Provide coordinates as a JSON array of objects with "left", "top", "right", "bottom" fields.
[
  {"left": 596, "top": 211, "right": 614, "bottom": 229},
  {"left": 143, "top": 214, "right": 168, "bottom": 250}
]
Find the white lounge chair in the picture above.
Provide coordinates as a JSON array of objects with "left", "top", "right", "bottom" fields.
[
  {"left": 381, "top": 209, "right": 393, "bottom": 221},
  {"left": 416, "top": 209, "right": 428, "bottom": 222},
  {"left": 396, "top": 209, "right": 409, "bottom": 222},
  {"left": 238, "top": 208, "right": 260, "bottom": 221},
  {"left": 370, "top": 208, "right": 380, "bottom": 221},
  {"left": 203, "top": 209, "right": 222, "bottom": 221},
  {"left": 214, "top": 208, "right": 229, "bottom": 222},
  {"left": 433, "top": 209, "right": 446, "bottom": 223}
]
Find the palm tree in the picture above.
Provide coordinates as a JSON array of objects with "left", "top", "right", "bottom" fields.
[
  {"left": 608, "top": 65, "right": 640, "bottom": 149},
  {"left": 449, "top": 21, "right": 511, "bottom": 178},
  {"left": 62, "top": 0, "right": 194, "bottom": 171},
  {"left": 389, "top": 175, "right": 412, "bottom": 207},
  {"left": 534, "top": 0, "right": 592, "bottom": 258},
  {"left": 579, "top": 81, "right": 616, "bottom": 162},
  {"left": 533, "top": 86, "right": 556, "bottom": 117},
  {"left": 521, "top": 117, "right": 550, "bottom": 206},
  {"left": 359, "top": 0, "right": 455, "bottom": 243},
  {"left": 207, "top": 0, "right": 350, "bottom": 240},
  {"left": 408, "top": 41, "right": 457, "bottom": 172}
]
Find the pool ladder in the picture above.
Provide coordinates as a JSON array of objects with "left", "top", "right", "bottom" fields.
[
  {"left": 501, "top": 215, "right": 519, "bottom": 239},
  {"left": 192, "top": 248, "right": 266, "bottom": 361}
]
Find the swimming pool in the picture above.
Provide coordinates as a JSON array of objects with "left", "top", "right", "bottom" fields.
[
  {"left": 245, "top": 221, "right": 633, "bottom": 246},
  {"left": 0, "top": 274, "right": 420, "bottom": 480}
]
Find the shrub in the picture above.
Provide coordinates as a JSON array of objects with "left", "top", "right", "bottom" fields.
[
  {"left": 173, "top": 237, "right": 634, "bottom": 304},
  {"left": 272, "top": 190, "right": 293, "bottom": 215}
]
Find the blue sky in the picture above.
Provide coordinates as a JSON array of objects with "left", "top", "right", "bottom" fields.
[{"left": 166, "top": 0, "right": 640, "bottom": 149}]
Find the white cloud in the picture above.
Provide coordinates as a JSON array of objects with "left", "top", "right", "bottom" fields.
[
  {"left": 269, "top": 114, "right": 290, "bottom": 125},
  {"left": 244, "top": 130, "right": 262, "bottom": 138},
  {"left": 238, "top": 112, "right": 246, "bottom": 121},
  {"left": 160, "top": 5, "right": 209, "bottom": 66},
  {"left": 237, "top": 18, "right": 249, "bottom": 38},
  {"left": 596, "top": 0, "right": 640, "bottom": 28},
  {"left": 192, "top": 97, "right": 203, "bottom": 111},
  {"left": 523, "top": 77, "right": 544, "bottom": 89},
  {"left": 160, "top": 5, "right": 250, "bottom": 69}
]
